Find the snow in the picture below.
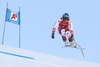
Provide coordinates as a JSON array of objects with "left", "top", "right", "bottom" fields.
[{"left": 0, "top": 45, "right": 100, "bottom": 67}]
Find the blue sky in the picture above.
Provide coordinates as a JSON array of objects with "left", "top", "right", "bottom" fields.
[{"left": 0, "top": 0, "right": 100, "bottom": 63}]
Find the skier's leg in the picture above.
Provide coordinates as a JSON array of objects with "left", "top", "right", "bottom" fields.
[
  {"left": 61, "top": 29, "right": 70, "bottom": 46},
  {"left": 66, "top": 31, "right": 76, "bottom": 47}
]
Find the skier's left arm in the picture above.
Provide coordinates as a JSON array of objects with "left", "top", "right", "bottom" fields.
[{"left": 69, "top": 21, "right": 74, "bottom": 40}]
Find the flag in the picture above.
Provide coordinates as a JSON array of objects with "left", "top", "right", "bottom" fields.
[
  {"left": 5, "top": 9, "right": 20, "bottom": 25},
  {"left": 2, "top": 3, "right": 21, "bottom": 48}
]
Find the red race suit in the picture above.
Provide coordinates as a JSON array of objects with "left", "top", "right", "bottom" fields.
[{"left": 52, "top": 17, "right": 74, "bottom": 41}]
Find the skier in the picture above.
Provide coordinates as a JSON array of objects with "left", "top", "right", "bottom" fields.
[{"left": 51, "top": 13, "right": 76, "bottom": 47}]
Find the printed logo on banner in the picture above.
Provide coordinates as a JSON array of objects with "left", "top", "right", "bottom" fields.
[{"left": 10, "top": 12, "right": 18, "bottom": 21}]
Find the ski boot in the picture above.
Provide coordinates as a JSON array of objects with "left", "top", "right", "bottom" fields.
[
  {"left": 64, "top": 40, "right": 70, "bottom": 47},
  {"left": 70, "top": 42, "right": 76, "bottom": 47}
]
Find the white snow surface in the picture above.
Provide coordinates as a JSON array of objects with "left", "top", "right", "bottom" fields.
[{"left": 0, "top": 45, "right": 100, "bottom": 67}]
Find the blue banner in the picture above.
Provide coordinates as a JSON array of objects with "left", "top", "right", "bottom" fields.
[{"left": 5, "top": 9, "right": 20, "bottom": 25}]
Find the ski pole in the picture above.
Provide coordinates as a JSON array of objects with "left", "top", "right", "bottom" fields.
[{"left": 74, "top": 40, "right": 85, "bottom": 58}]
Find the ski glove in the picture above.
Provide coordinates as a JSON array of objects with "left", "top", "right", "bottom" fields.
[
  {"left": 69, "top": 36, "right": 74, "bottom": 42},
  {"left": 51, "top": 33, "right": 54, "bottom": 39}
]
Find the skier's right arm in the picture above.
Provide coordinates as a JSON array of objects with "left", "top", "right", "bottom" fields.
[{"left": 51, "top": 18, "right": 61, "bottom": 39}]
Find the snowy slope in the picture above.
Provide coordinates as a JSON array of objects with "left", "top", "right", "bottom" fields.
[{"left": 0, "top": 45, "right": 100, "bottom": 67}]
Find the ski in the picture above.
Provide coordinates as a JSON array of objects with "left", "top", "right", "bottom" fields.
[
  {"left": 62, "top": 40, "right": 85, "bottom": 58},
  {"left": 62, "top": 45, "right": 85, "bottom": 50}
]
